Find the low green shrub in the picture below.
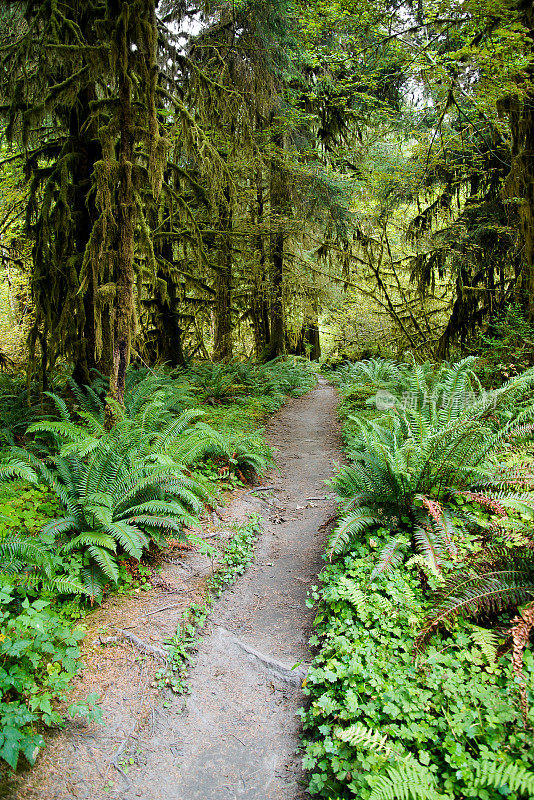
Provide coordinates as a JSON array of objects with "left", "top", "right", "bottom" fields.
[
  {"left": 301, "top": 546, "right": 534, "bottom": 799},
  {"left": 304, "top": 356, "right": 534, "bottom": 799},
  {"left": 0, "top": 586, "right": 100, "bottom": 770},
  {"left": 472, "top": 305, "right": 534, "bottom": 388}
]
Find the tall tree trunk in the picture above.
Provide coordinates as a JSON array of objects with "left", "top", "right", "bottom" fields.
[
  {"left": 108, "top": 4, "right": 139, "bottom": 412},
  {"left": 264, "top": 132, "right": 289, "bottom": 361},
  {"left": 213, "top": 186, "right": 233, "bottom": 361},
  {"left": 502, "top": 1, "right": 534, "bottom": 318},
  {"left": 151, "top": 270, "right": 187, "bottom": 368},
  {"left": 159, "top": 279, "right": 186, "bottom": 367},
  {"left": 250, "top": 166, "right": 270, "bottom": 357},
  {"left": 304, "top": 321, "right": 321, "bottom": 361},
  {"left": 71, "top": 86, "right": 101, "bottom": 386}
]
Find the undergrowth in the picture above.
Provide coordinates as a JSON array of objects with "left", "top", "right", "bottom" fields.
[
  {"left": 303, "top": 356, "right": 534, "bottom": 799},
  {"left": 0, "top": 356, "right": 316, "bottom": 771}
]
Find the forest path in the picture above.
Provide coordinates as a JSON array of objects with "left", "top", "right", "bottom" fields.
[
  {"left": 11, "top": 379, "right": 340, "bottom": 800},
  {"left": 117, "top": 379, "right": 340, "bottom": 800},
  {"left": 117, "top": 378, "right": 340, "bottom": 800}
]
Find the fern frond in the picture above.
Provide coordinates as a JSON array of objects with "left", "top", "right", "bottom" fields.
[
  {"left": 327, "top": 511, "right": 381, "bottom": 560},
  {"left": 105, "top": 521, "right": 147, "bottom": 559},
  {"left": 413, "top": 523, "right": 446, "bottom": 574},
  {"left": 337, "top": 577, "right": 368, "bottom": 614},
  {"left": 335, "top": 722, "right": 391, "bottom": 754},
  {"left": 470, "top": 626, "right": 499, "bottom": 665},
  {"left": 81, "top": 563, "right": 107, "bottom": 603},
  {"left": 0, "top": 534, "right": 52, "bottom": 576},
  {"left": 0, "top": 456, "right": 39, "bottom": 484},
  {"left": 47, "top": 576, "right": 89, "bottom": 595},
  {"left": 127, "top": 515, "right": 184, "bottom": 534},
  {"left": 369, "top": 535, "right": 409, "bottom": 582},
  {"left": 421, "top": 550, "right": 534, "bottom": 638},
  {"left": 472, "top": 759, "right": 534, "bottom": 795},
  {"left": 368, "top": 764, "right": 446, "bottom": 800},
  {"left": 87, "top": 545, "right": 119, "bottom": 582},
  {"left": 43, "top": 391, "right": 71, "bottom": 422},
  {"left": 61, "top": 531, "right": 117, "bottom": 554},
  {"left": 155, "top": 409, "right": 206, "bottom": 450},
  {"left": 40, "top": 516, "right": 78, "bottom": 538}
]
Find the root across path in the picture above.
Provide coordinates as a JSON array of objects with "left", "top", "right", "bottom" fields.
[{"left": 12, "top": 379, "right": 341, "bottom": 800}]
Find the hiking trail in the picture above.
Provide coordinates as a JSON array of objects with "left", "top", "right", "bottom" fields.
[{"left": 13, "top": 379, "right": 341, "bottom": 800}]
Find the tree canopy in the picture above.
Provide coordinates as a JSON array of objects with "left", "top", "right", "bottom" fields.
[{"left": 0, "top": 0, "right": 533, "bottom": 381}]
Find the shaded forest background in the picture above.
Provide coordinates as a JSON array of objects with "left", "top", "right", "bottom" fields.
[{"left": 1, "top": 0, "right": 534, "bottom": 388}]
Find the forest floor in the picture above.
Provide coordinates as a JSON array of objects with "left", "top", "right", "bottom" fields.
[{"left": 6, "top": 378, "right": 340, "bottom": 800}]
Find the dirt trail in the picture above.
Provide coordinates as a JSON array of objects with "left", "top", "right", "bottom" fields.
[{"left": 11, "top": 379, "right": 340, "bottom": 800}]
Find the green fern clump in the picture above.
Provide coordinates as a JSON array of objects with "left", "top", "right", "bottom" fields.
[
  {"left": 329, "top": 360, "right": 534, "bottom": 580},
  {"left": 334, "top": 357, "right": 404, "bottom": 392},
  {"left": 2, "top": 413, "right": 214, "bottom": 602},
  {"left": 68, "top": 368, "right": 198, "bottom": 431},
  {"left": 420, "top": 544, "right": 534, "bottom": 640},
  {"left": 186, "top": 362, "right": 248, "bottom": 403},
  {"left": 305, "top": 357, "right": 534, "bottom": 800},
  {"left": 184, "top": 357, "right": 317, "bottom": 406},
  {"left": 262, "top": 356, "right": 318, "bottom": 396},
  {"left": 0, "top": 375, "right": 51, "bottom": 447}
]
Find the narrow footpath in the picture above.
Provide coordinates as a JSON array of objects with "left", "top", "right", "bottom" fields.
[
  {"left": 14, "top": 379, "right": 341, "bottom": 800},
  {"left": 120, "top": 379, "right": 340, "bottom": 800}
]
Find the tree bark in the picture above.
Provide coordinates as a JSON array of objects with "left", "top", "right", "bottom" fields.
[
  {"left": 250, "top": 166, "right": 270, "bottom": 357},
  {"left": 71, "top": 86, "right": 101, "bottom": 386},
  {"left": 108, "top": 3, "right": 138, "bottom": 414},
  {"left": 264, "top": 131, "right": 289, "bottom": 361},
  {"left": 213, "top": 185, "right": 233, "bottom": 361},
  {"left": 501, "top": 1, "right": 534, "bottom": 318}
]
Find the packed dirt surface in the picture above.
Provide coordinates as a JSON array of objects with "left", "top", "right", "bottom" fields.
[{"left": 7, "top": 379, "right": 341, "bottom": 800}]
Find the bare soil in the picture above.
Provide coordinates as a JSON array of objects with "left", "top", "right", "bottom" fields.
[{"left": 6, "top": 379, "right": 340, "bottom": 800}]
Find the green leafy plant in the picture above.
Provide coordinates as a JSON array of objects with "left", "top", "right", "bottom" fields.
[
  {"left": 1, "top": 417, "right": 212, "bottom": 602},
  {"left": 328, "top": 360, "right": 534, "bottom": 580},
  {"left": 301, "top": 548, "right": 534, "bottom": 800},
  {"left": 0, "top": 586, "right": 101, "bottom": 770}
]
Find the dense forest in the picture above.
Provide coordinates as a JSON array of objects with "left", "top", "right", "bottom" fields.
[
  {"left": 2, "top": 0, "right": 534, "bottom": 798},
  {"left": 2, "top": 0, "right": 534, "bottom": 377}
]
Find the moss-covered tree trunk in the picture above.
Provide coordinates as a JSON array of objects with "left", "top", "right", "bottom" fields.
[
  {"left": 264, "top": 132, "right": 289, "bottom": 361},
  {"left": 213, "top": 186, "right": 233, "bottom": 361},
  {"left": 148, "top": 252, "right": 187, "bottom": 368},
  {"left": 250, "top": 166, "right": 270, "bottom": 357},
  {"left": 71, "top": 86, "right": 102, "bottom": 387},
  {"left": 502, "top": 1, "right": 534, "bottom": 318},
  {"left": 156, "top": 278, "right": 186, "bottom": 367},
  {"left": 108, "top": 5, "right": 137, "bottom": 410}
]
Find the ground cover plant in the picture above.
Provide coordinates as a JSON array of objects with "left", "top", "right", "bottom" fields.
[
  {"left": 156, "top": 514, "right": 263, "bottom": 695},
  {"left": 0, "top": 357, "right": 317, "bottom": 772},
  {"left": 302, "top": 357, "right": 534, "bottom": 799}
]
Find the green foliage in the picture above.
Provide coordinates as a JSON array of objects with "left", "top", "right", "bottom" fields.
[
  {"left": 2, "top": 415, "right": 214, "bottom": 602},
  {"left": 474, "top": 305, "right": 534, "bottom": 388},
  {"left": 0, "top": 483, "right": 87, "bottom": 595},
  {"left": 69, "top": 368, "right": 198, "bottom": 430},
  {"left": 0, "top": 376, "right": 45, "bottom": 447},
  {"left": 185, "top": 357, "right": 317, "bottom": 407},
  {"left": 421, "top": 545, "right": 534, "bottom": 640},
  {"left": 304, "top": 355, "right": 534, "bottom": 799},
  {"left": 0, "top": 585, "right": 100, "bottom": 770},
  {"left": 301, "top": 548, "right": 534, "bottom": 799},
  {"left": 328, "top": 358, "right": 534, "bottom": 581}
]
